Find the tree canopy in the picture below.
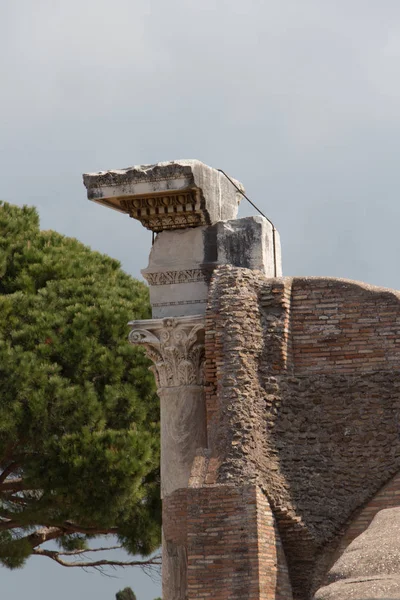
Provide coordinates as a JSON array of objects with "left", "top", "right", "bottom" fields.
[
  {"left": 0, "top": 202, "right": 160, "bottom": 571},
  {"left": 115, "top": 587, "right": 161, "bottom": 600},
  {"left": 116, "top": 588, "right": 137, "bottom": 600}
]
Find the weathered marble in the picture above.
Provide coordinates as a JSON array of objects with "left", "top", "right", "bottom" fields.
[
  {"left": 82, "top": 159, "right": 244, "bottom": 231},
  {"left": 159, "top": 386, "right": 206, "bottom": 498},
  {"left": 128, "top": 316, "right": 206, "bottom": 497},
  {"left": 143, "top": 216, "right": 282, "bottom": 318},
  {"left": 142, "top": 226, "right": 210, "bottom": 318},
  {"left": 203, "top": 215, "right": 282, "bottom": 277}
]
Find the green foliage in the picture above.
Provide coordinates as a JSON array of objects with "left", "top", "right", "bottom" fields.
[
  {"left": 0, "top": 531, "right": 32, "bottom": 569},
  {"left": 116, "top": 588, "right": 137, "bottom": 600},
  {"left": 115, "top": 588, "right": 161, "bottom": 600},
  {"left": 0, "top": 202, "right": 160, "bottom": 568},
  {"left": 55, "top": 534, "right": 87, "bottom": 552},
  {"left": 115, "top": 587, "right": 161, "bottom": 600}
]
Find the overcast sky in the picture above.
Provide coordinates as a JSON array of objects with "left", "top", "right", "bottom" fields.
[{"left": 2, "top": 0, "right": 400, "bottom": 598}]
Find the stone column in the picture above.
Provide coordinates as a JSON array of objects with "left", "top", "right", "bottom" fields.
[
  {"left": 129, "top": 315, "right": 206, "bottom": 600},
  {"left": 128, "top": 315, "right": 206, "bottom": 498},
  {"left": 82, "top": 159, "right": 282, "bottom": 600}
]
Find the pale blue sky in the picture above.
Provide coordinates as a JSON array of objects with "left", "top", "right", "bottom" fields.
[{"left": 3, "top": 0, "right": 400, "bottom": 598}]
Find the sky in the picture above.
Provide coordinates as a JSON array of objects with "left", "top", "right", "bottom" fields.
[{"left": 2, "top": 0, "right": 400, "bottom": 597}]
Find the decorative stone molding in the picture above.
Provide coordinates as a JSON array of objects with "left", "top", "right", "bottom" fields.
[
  {"left": 151, "top": 299, "right": 207, "bottom": 308},
  {"left": 120, "top": 190, "right": 205, "bottom": 232},
  {"left": 143, "top": 268, "right": 210, "bottom": 286},
  {"left": 128, "top": 315, "right": 205, "bottom": 388},
  {"left": 83, "top": 160, "right": 244, "bottom": 232}
]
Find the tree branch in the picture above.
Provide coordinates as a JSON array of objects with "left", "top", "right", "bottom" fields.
[
  {"left": 32, "top": 548, "right": 162, "bottom": 570},
  {"left": 0, "top": 509, "right": 23, "bottom": 521},
  {"left": 5, "top": 495, "right": 31, "bottom": 507},
  {"left": 0, "top": 480, "right": 31, "bottom": 494},
  {"left": 0, "top": 515, "right": 119, "bottom": 538},
  {"left": 0, "top": 440, "right": 22, "bottom": 474},
  {"left": 0, "top": 519, "right": 20, "bottom": 531},
  {"left": 26, "top": 527, "right": 66, "bottom": 549},
  {"left": 57, "top": 545, "right": 122, "bottom": 556},
  {"left": 62, "top": 521, "right": 118, "bottom": 536},
  {"left": 0, "top": 464, "right": 19, "bottom": 486},
  {"left": 7, "top": 524, "right": 121, "bottom": 550}
]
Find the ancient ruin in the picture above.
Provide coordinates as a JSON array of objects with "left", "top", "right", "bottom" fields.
[{"left": 83, "top": 160, "right": 400, "bottom": 599}]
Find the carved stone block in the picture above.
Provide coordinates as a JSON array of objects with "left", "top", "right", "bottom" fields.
[
  {"left": 129, "top": 315, "right": 206, "bottom": 498},
  {"left": 143, "top": 216, "right": 282, "bottom": 318},
  {"left": 128, "top": 315, "right": 205, "bottom": 388},
  {"left": 82, "top": 160, "right": 244, "bottom": 232}
]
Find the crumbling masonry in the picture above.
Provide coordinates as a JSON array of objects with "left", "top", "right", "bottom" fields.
[{"left": 83, "top": 160, "right": 400, "bottom": 600}]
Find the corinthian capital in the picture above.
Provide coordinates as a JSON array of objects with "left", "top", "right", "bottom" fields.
[{"left": 128, "top": 315, "right": 205, "bottom": 388}]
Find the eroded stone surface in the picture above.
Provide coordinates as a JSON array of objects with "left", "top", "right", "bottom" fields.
[
  {"left": 159, "top": 386, "right": 206, "bottom": 498},
  {"left": 128, "top": 315, "right": 205, "bottom": 388},
  {"left": 142, "top": 226, "right": 210, "bottom": 318},
  {"left": 143, "top": 216, "right": 282, "bottom": 318},
  {"left": 314, "top": 507, "right": 400, "bottom": 599},
  {"left": 82, "top": 159, "right": 244, "bottom": 231},
  {"left": 203, "top": 215, "right": 282, "bottom": 277},
  {"left": 128, "top": 316, "right": 206, "bottom": 498}
]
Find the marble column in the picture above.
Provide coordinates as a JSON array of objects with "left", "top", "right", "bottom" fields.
[
  {"left": 129, "top": 315, "right": 206, "bottom": 599},
  {"left": 128, "top": 315, "right": 206, "bottom": 498}
]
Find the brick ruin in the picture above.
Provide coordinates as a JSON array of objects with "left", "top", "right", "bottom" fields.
[
  {"left": 83, "top": 160, "right": 400, "bottom": 599},
  {"left": 204, "top": 268, "right": 400, "bottom": 599}
]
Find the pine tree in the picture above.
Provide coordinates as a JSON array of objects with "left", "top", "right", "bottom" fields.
[
  {"left": 0, "top": 202, "right": 160, "bottom": 570},
  {"left": 116, "top": 588, "right": 137, "bottom": 600}
]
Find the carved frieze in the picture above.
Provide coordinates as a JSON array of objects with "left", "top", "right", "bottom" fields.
[
  {"left": 83, "top": 160, "right": 244, "bottom": 232},
  {"left": 128, "top": 316, "right": 205, "bottom": 388},
  {"left": 119, "top": 190, "right": 207, "bottom": 232},
  {"left": 143, "top": 269, "right": 210, "bottom": 286}
]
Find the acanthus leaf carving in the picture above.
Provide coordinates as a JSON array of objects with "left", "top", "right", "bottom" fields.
[{"left": 128, "top": 316, "right": 205, "bottom": 388}]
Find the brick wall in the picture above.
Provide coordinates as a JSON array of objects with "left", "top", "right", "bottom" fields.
[
  {"left": 256, "top": 487, "right": 293, "bottom": 600},
  {"left": 186, "top": 484, "right": 291, "bottom": 600},
  {"left": 291, "top": 278, "right": 400, "bottom": 374},
  {"left": 163, "top": 483, "right": 292, "bottom": 599},
  {"left": 163, "top": 489, "right": 188, "bottom": 546},
  {"left": 162, "top": 489, "right": 188, "bottom": 600},
  {"left": 187, "top": 485, "right": 260, "bottom": 600},
  {"left": 204, "top": 266, "right": 400, "bottom": 600},
  {"left": 162, "top": 266, "right": 400, "bottom": 599}
]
